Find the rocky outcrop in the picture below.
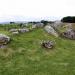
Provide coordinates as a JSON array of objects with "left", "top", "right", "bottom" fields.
[
  {"left": 0, "top": 34, "right": 10, "bottom": 45},
  {"left": 44, "top": 25, "right": 58, "bottom": 37}
]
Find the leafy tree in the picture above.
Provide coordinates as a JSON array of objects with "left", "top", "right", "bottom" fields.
[
  {"left": 61, "top": 16, "right": 75, "bottom": 23},
  {"left": 41, "top": 20, "right": 48, "bottom": 25}
]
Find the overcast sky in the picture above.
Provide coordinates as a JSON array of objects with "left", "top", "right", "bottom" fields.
[{"left": 0, "top": 0, "right": 75, "bottom": 22}]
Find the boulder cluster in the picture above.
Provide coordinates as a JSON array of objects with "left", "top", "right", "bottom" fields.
[
  {"left": 9, "top": 28, "right": 29, "bottom": 35},
  {"left": 0, "top": 22, "right": 75, "bottom": 49}
]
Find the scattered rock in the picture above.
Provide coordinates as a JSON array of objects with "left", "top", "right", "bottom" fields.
[
  {"left": 44, "top": 25, "right": 58, "bottom": 37},
  {"left": 9, "top": 29, "right": 19, "bottom": 35},
  {"left": 0, "top": 34, "right": 10, "bottom": 45},
  {"left": 18, "top": 28, "right": 29, "bottom": 33},
  {"left": 42, "top": 40, "right": 54, "bottom": 49},
  {"left": 9, "top": 29, "right": 18, "bottom": 32},
  {"left": 32, "top": 24, "right": 37, "bottom": 29},
  {"left": 9, "top": 28, "right": 29, "bottom": 34},
  {"left": 35, "top": 23, "right": 44, "bottom": 28},
  {"left": 62, "top": 29, "right": 75, "bottom": 39},
  {"left": 12, "top": 31, "right": 19, "bottom": 35}
]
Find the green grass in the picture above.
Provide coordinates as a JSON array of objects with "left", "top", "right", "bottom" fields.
[{"left": 0, "top": 25, "right": 75, "bottom": 75}]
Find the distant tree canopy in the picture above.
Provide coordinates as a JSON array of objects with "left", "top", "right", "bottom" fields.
[
  {"left": 41, "top": 20, "right": 48, "bottom": 25},
  {"left": 28, "top": 20, "right": 54, "bottom": 25},
  {"left": 19, "top": 23, "right": 23, "bottom": 27},
  {"left": 10, "top": 22, "right": 15, "bottom": 24},
  {"left": 28, "top": 21, "right": 40, "bottom": 24},
  {"left": 41, "top": 20, "right": 54, "bottom": 25},
  {"left": 61, "top": 16, "right": 75, "bottom": 23}
]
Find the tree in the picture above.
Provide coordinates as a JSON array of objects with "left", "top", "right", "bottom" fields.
[
  {"left": 61, "top": 16, "right": 75, "bottom": 23},
  {"left": 19, "top": 23, "right": 23, "bottom": 27},
  {"left": 41, "top": 20, "right": 48, "bottom": 25},
  {"left": 10, "top": 22, "right": 15, "bottom": 24}
]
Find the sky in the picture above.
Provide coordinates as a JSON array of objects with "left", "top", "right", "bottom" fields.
[{"left": 0, "top": 0, "right": 75, "bottom": 22}]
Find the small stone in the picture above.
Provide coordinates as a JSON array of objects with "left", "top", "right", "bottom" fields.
[{"left": 42, "top": 40, "right": 54, "bottom": 49}]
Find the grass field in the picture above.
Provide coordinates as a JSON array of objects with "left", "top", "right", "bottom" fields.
[{"left": 0, "top": 24, "right": 75, "bottom": 75}]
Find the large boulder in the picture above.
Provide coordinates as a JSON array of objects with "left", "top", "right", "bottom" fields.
[
  {"left": 42, "top": 40, "right": 54, "bottom": 49},
  {"left": 0, "top": 34, "right": 10, "bottom": 45},
  {"left": 62, "top": 29, "right": 75, "bottom": 39},
  {"left": 44, "top": 25, "right": 58, "bottom": 37},
  {"left": 48, "top": 21, "right": 63, "bottom": 29}
]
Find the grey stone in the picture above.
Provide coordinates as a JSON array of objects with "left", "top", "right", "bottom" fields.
[
  {"left": 35, "top": 23, "right": 44, "bottom": 28},
  {"left": 12, "top": 31, "right": 19, "bottom": 35},
  {"left": 0, "top": 34, "right": 10, "bottom": 45},
  {"left": 18, "top": 28, "right": 29, "bottom": 33},
  {"left": 44, "top": 25, "right": 58, "bottom": 37},
  {"left": 62, "top": 29, "right": 75, "bottom": 39},
  {"left": 32, "top": 25, "right": 37, "bottom": 29},
  {"left": 54, "top": 21, "right": 63, "bottom": 28},
  {"left": 9, "top": 29, "right": 18, "bottom": 32},
  {"left": 42, "top": 40, "right": 54, "bottom": 49}
]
